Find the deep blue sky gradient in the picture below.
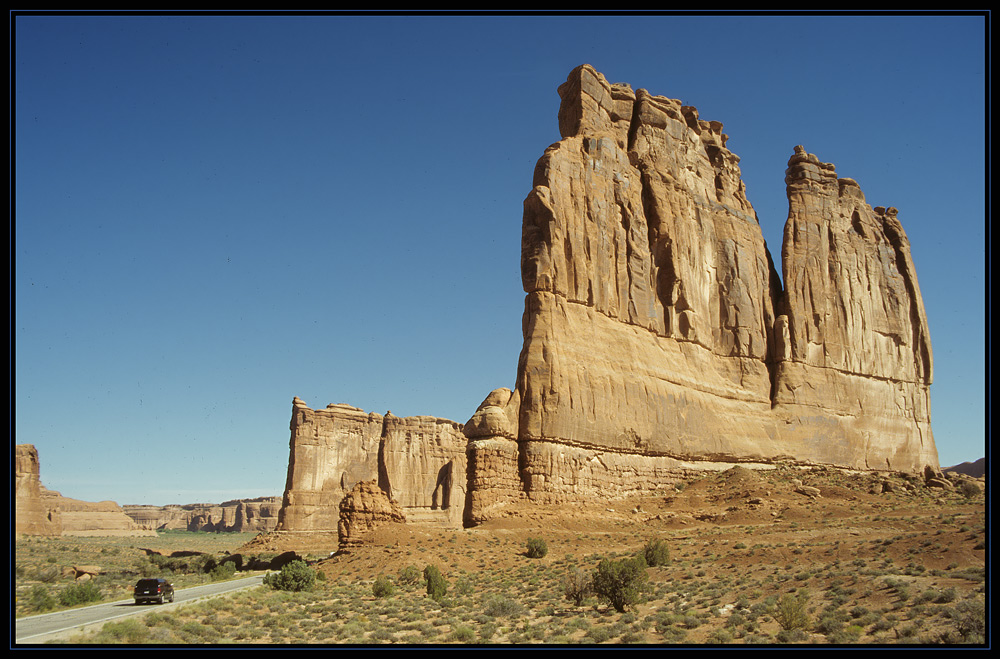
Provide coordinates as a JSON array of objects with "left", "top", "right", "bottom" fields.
[{"left": 14, "top": 13, "right": 988, "bottom": 504}]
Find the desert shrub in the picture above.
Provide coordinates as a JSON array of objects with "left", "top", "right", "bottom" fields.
[
  {"left": 525, "top": 537, "right": 548, "bottom": 558},
  {"left": 642, "top": 539, "right": 671, "bottom": 566},
  {"left": 450, "top": 625, "right": 476, "bottom": 643},
  {"left": 423, "top": 565, "right": 448, "bottom": 601},
  {"left": 35, "top": 566, "right": 60, "bottom": 583},
  {"left": 953, "top": 598, "right": 985, "bottom": 642},
  {"left": 958, "top": 481, "right": 981, "bottom": 498},
  {"left": 28, "top": 584, "right": 56, "bottom": 612},
  {"left": 263, "top": 560, "right": 315, "bottom": 592},
  {"left": 592, "top": 557, "right": 649, "bottom": 612},
  {"left": 482, "top": 593, "right": 525, "bottom": 618},
  {"left": 398, "top": 565, "right": 421, "bottom": 586},
  {"left": 454, "top": 577, "right": 474, "bottom": 596},
  {"left": 775, "top": 628, "right": 809, "bottom": 643},
  {"left": 59, "top": 581, "right": 103, "bottom": 607},
  {"left": 563, "top": 567, "right": 592, "bottom": 606},
  {"left": 95, "top": 618, "right": 150, "bottom": 644},
  {"left": 209, "top": 562, "right": 236, "bottom": 582},
  {"left": 774, "top": 593, "right": 810, "bottom": 631},
  {"left": 372, "top": 574, "right": 394, "bottom": 598}
]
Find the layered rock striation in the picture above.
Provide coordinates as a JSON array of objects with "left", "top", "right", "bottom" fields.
[
  {"left": 276, "top": 398, "right": 466, "bottom": 531},
  {"left": 466, "top": 64, "right": 937, "bottom": 519}
]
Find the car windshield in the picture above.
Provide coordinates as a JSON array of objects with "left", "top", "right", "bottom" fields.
[{"left": 136, "top": 579, "right": 161, "bottom": 588}]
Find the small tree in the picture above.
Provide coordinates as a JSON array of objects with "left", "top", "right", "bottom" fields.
[
  {"left": 642, "top": 539, "right": 671, "bottom": 566},
  {"left": 526, "top": 537, "right": 548, "bottom": 559},
  {"left": 263, "top": 560, "right": 316, "bottom": 592},
  {"left": 372, "top": 574, "right": 394, "bottom": 598},
  {"left": 423, "top": 565, "right": 448, "bottom": 601},
  {"left": 592, "top": 557, "right": 648, "bottom": 612},
  {"left": 774, "top": 593, "right": 810, "bottom": 631},
  {"left": 563, "top": 567, "right": 592, "bottom": 606}
]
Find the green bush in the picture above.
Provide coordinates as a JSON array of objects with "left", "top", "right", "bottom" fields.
[
  {"left": 28, "top": 584, "right": 56, "bottom": 612},
  {"left": 398, "top": 565, "right": 421, "bottom": 586},
  {"left": 96, "top": 618, "right": 150, "bottom": 644},
  {"left": 372, "top": 574, "right": 394, "bottom": 598},
  {"left": 482, "top": 593, "right": 525, "bottom": 618},
  {"left": 58, "top": 581, "right": 103, "bottom": 607},
  {"left": 774, "top": 593, "right": 810, "bottom": 631},
  {"left": 953, "top": 598, "right": 985, "bottom": 642},
  {"left": 423, "top": 565, "right": 448, "bottom": 601},
  {"left": 592, "top": 557, "right": 649, "bottom": 612},
  {"left": 525, "top": 537, "right": 548, "bottom": 558},
  {"left": 642, "top": 539, "right": 671, "bottom": 566},
  {"left": 209, "top": 562, "right": 237, "bottom": 582},
  {"left": 263, "top": 560, "right": 316, "bottom": 592},
  {"left": 958, "top": 481, "right": 981, "bottom": 498}
]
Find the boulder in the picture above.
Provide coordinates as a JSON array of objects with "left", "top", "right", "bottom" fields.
[{"left": 337, "top": 480, "right": 406, "bottom": 549}]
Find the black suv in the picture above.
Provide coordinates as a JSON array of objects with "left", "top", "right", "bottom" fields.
[{"left": 133, "top": 578, "right": 175, "bottom": 604}]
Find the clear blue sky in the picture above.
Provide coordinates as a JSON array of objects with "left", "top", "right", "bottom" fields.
[{"left": 13, "top": 13, "right": 988, "bottom": 505}]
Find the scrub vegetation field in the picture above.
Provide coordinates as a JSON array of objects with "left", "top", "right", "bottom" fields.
[{"left": 15, "top": 465, "right": 987, "bottom": 645}]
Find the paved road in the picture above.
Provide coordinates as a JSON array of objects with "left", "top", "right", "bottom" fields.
[{"left": 14, "top": 574, "right": 264, "bottom": 644}]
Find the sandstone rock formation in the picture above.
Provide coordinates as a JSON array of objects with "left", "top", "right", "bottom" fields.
[
  {"left": 52, "top": 494, "right": 154, "bottom": 536},
  {"left": 337, "top": 480, "right": 406, "bottom": 548},
  {"left": 15, "top": 445, "right": 60, "bottom": 536},
  {"left": 276, "top": 398, "right": 466, "bottom": 531},
  {"left": 16, "top": 444, "right": 154, "bottom": 537},
  {"left": 123, "top": 496, "right": 282, "bottom": 533},
  {"left": 278, "top": 64, "right": 939, "bottom": 530},
  {"left": 465, "top": 64, "right": 937, "bottom": 520}
]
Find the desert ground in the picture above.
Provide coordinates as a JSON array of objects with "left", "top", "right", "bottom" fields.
[{"left": 15, "top": 465, "right": 986, "bottom": 645}]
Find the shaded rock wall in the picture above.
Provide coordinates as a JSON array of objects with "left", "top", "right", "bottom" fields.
[{"left": 277, "top": 397, "right": 466, "bottom": 531}]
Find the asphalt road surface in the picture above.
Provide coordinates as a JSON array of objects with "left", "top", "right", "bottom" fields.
[{"left": 14, "top": 574, "right": 264, "bottom": 644}]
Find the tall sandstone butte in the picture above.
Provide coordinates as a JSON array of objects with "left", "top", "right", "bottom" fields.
[
  {"left": 278, "top": 65, "right": 937, "bottom": 531},
  {"left": 466, "top": 64, "right": 937, "bottom": 521},
  {"left": 276, "top": 398, "right": 467, "bottom": 531}
]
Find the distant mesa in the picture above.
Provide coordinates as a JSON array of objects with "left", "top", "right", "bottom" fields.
[
  {"left": 122, "top": 496, "right": 282, "bottom": 533},
  {"left": 943, "top": 458, "right": 985, "bottom": 479},
  {"left": 14, "top": 443, "right": 281, "bottom": 537},
  {"left": 274, "top": 64, "right": 940, "bottom": 534}
]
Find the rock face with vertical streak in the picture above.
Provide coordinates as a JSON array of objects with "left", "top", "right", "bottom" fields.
[{"left": 467, "top": 64, "right": 937, "bottom": 517}]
